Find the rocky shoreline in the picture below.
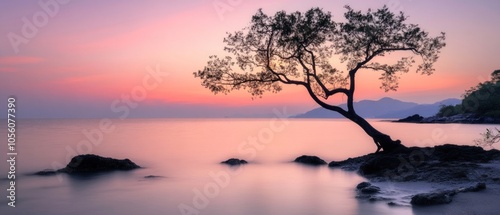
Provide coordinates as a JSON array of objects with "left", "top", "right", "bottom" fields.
[
  {"left": 328, "top": 144, "right": 500, "bottom": 183},
  {"left": 328, "top": 144, "right": 500, "bottom": 206},
  {"left": 394, "top": 113, "right": 500, "bottom": 124}
]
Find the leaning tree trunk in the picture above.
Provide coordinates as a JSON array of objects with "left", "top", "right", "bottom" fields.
[{"left": 348, "top": 113, "right": 406, "bottom": 153}]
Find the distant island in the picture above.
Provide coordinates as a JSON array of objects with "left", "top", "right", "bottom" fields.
[{"left": 293, "top": 97, "right": 461, "bottom": 119}]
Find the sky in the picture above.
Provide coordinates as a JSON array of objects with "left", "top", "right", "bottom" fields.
[{"left": 0, "top": 0, "right": 499, "bottom": 118}]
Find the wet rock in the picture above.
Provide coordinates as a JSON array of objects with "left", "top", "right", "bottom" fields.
[
  {"left": 144, "top": 175, "right": 163, "bottom": 179},
  {"left": 59, "top": 154, "right": 140, "bottom": 174},
  {"left": 221, "top": 158, "right": 248, "bottom": 165},
  {"left": 294, "top": 155, "right": 327, "bottom": 166},
  {"left": 462, "top": 182, "right": 486, "bottom": 192},
  {"left": 361, "top": 185, "right": 381, "bottom": 194},
  {"left": 356, "top": 182, "right": 381, "bottom": 200},
  {"left": 411, "top": 183, "right": 487, "bottom": 206},
  {"left": 356, "top": 182, "right": 372, "bottom": 189},
  {"left": 411, "top": 190, "right": 454, "bottom": 206}
]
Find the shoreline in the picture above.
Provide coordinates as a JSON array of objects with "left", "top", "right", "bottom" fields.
[
  {"left": 393, "top": 114, "right": 500, "bottom": 124},
  {"left": 327, "top": 144, "right": 500, "bottom": 210}
]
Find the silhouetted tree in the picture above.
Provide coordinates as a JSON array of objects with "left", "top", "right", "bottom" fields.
[{"left": 194, "top": 6, "right": 446, "bottom": 152}]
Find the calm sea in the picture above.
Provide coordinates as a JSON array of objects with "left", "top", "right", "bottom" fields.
[{"left": 0, "top": 118, "right": 495, "bottom": 215}]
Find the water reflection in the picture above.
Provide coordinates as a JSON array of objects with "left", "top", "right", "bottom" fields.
[{"left": 0, "top": 118, "right": 490, "bottom": 215}]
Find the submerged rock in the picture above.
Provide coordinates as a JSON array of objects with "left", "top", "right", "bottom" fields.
[
  {"left": 356, "top": 182, "right": 372, "bottom": 190},
  {"left": 355, "top": 181, "right": 385, "bottom": 201},
  {"left": 387, "top": 202, "right": 397, "bottom": 206},
  {"left": 361, "top": 185, "right": 381, "bottom": 194},
  {"left": 221, "top": 158, "right": 248, "bottom": 166},
  {"left": 294, "top": 155, "right": 327, "bottom": 166},
  {"left": 34, "top": 169, "right": 58, "bottom": 176},
  {"left": 59, "top": 154, "right": 140, "bottom": 174},
  {"left": 356, "top": 182, "right": 381, "bottom": 194},
  {"left": 411, "top": 183, "right": 487, "bottom": 206},
  {"left": 411, "top": 190, "right": 454, "bottom": 206},
  {"left": 461, "top": 182, "right": 486, "bottom": 192},
  {"left": 144, "top": 175, "right": 163, "bottom": 179}
]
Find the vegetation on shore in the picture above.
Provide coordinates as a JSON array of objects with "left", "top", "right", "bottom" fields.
[{"left": 437, "top": 70, "right": 500, "bottom": 118}]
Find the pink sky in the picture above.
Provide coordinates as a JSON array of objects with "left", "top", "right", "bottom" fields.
[{"left": 1, "top": 0, "right": 499, "bottom": 117}]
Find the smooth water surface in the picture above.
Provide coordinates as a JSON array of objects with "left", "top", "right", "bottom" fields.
[{"left": 0, "top": 119, "right": 494, "bottom": 215}]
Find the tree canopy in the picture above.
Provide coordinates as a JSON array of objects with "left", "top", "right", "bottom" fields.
[{"left": 195, "top": 6, "right": 445, "bottom": 104}]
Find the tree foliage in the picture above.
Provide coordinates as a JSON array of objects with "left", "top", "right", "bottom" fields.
[
  {"left": 438, "top": 70, "right": 500, "bottom": 118},
  {"left": 195, "top": 6, "right": 446, "bottom": 106},
  {"left": 474, "top": 128, "right": 500, "bottom": 149}
]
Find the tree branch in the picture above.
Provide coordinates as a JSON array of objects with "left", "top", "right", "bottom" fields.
[{"left": 304, "top": 84, "right": 351, "bottom": 118}]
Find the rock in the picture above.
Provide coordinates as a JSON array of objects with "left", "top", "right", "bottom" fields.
[
  {"left": 34, "top": 169, "right": 58, "bottom": 176},
  {"left": 221, "top": 158, "right": 247, "bottom": 165},
  {"left": 411, "top": 183, "right": 487, "bottom": 206},
  {"left": 294, "top": 155, "right": 326, "bottom": 166},
  {"left": 355, "top": 182, "right": 383, "bottom": 201},
  {"left": 328, "top": 162, "right": 341, "bottom": 167},
  {"left": 434, "top": 144, "right": 497, "bottom": 163},
  {"left": 361, "top": 185, "right": 381, "bottom": 194},
  {"left": 396, "top": 113, "right": 500, "bottom": 124},
  {"left": 359, "top": 154, "right": 401, "bottom": 176},
  {"left": 411, "top": 190, "right": 454, "bottom": 206},
  {"left": 396, "top": 114, "right": 423, "bottom": 123},
  {"left": 356, "top": 182, "right": 372, "bottom": 190},
  {"left": 352, "top": 144, "right": 500, "bottom": 182},
  {"left": 329, "top": 157, "right": 367, "bottom": 171},
  {"left": 462, "top": 182, "right": 486, "bottom": 192},
  {"left": 59, "top": 154, "right": 140, "bottom": 174}
]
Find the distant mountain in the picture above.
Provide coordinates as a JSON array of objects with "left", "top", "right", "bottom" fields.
[
  {"left": 293, "top": 97, "right": 461, "bottom": 118},
  {"left": 377, "top": 98, "right": 462, "bottom": 118}
]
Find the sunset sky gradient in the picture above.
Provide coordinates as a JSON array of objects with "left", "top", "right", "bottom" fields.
[{"left": 1, "top": 0, "right": 499, "bottom": 118}]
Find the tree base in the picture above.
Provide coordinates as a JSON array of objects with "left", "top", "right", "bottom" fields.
[{"left": 373, "top": 134, "right": 407, "bottom": 153}]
